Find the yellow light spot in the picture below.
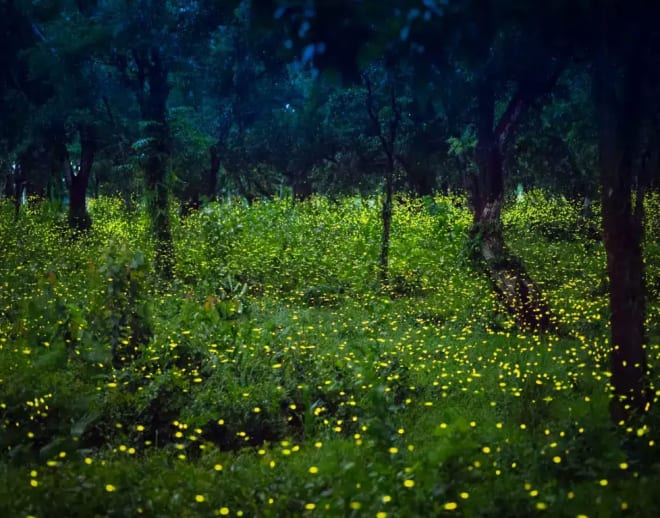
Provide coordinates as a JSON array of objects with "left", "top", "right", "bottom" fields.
[
  {"left": 195, "top": 495, "right": 205, "bottom": 503},
  {"left": 403, "top": 479, "right": 415, "bottom": 488},
  {"left": 308, "top": 466, "right": 319, "bottom": 474},
  {"left": 599, "top": 479, "right": 608, "bottom": 487},
  {"left": 30, "top": 479, "right": 38, "bottom": 488},
  {"left": 219, "top": 507, "right": 230, "bottom": 515},
  {"left": 105, "top": 484, "right": 117, "bottom": 492},
  {"left": 553, "top": 456, "right": 561, "bottom": 464},
  {"left": 214, "top": 464, "right": 223, "bottom": 471},
  {"left": 443, "top": 502, "right": 458, "bottom": 510},
  {"left": 305, "top": 503, "right": 316, "bottom": 510}
]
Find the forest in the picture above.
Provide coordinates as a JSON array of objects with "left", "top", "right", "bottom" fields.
[{"left": 1, "top": 0, "right": 660, "bottom": 516}]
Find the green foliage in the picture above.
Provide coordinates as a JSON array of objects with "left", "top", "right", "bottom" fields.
[
  {"left": 93, "top": 240, "right": 152, "bottom": 368},
  {"left": 1, "top": 193, "right": 660, "bottom": 517},
  {"left": 503, "top": 188, "right": 600, "bottom": 242},
  {"left": 447, "top": 125, "right": 478, "bottom": 158}
]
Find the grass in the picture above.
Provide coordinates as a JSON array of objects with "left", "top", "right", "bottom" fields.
[{"left": 0, "top": 191, "right": 659, "bottom": 517}]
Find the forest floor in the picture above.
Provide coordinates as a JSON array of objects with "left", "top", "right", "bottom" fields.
[{"left": 1, "top": 191, "right": 659, "bottom": 517}]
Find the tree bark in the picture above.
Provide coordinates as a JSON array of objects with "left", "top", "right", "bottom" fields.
[
  {"left": 592, "top": 5, "right": 650, "bottom": 420},
  {"left": 135, "top": 47, "right": 174, "bottom": 279},
  {"left": 67, "top": 125, "right": 96, "bottom": 231},
  {"left": 469, "top": 80, "right": 552, "bottom": 331},
  {"left": 364, "top": 71, "right": 400, "bottom": 286},
  {"left": 601, "top": 180, "right": 648, "bottom": 421}
]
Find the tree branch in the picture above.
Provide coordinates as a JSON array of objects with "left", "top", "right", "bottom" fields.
[{"left": 495, "top": 57, "right": 567, "bottom": 148}]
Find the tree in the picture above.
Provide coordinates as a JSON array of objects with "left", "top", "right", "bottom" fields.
[
  {"left": 363, "top": 66, "right": 402, "bottom": 285},
  {"left": 106, "top": 0, "right": 238, "bottom": 277},
  {"left": 256, "top": 0, "right": 566, "bottom": 327},
  {"left": 25, "top": 1, "right": 113, "bottom": 231},
  {"left": 589, "top": 0, "right": 659, "bottom": 421},
  {"left": 0, "top": 0, "right": 52, "bottom": 218}
]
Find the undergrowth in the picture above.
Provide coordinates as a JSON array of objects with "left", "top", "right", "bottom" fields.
[{"left": 0, "top": 193, "right": 659, "bottom": 517}]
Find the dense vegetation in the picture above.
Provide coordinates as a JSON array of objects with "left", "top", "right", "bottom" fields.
[
  {"left": 2, "top": 0, "right": 660, "bottom": 516},
  {"left": 1, "top": 193, "right": 660, "bottom": 516}
]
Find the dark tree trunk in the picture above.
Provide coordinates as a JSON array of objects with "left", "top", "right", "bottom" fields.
[
  {"left": 601, "top": 178, "right": 648, "bottom": 421},
  {"left": 593, "top": 8, "right": 650, "bottom": 420},
  {"left": 135, "top": 47, "right": 174, "bottom": 279},
  {"left": 469, "top": 80, "right": 552, "bottom": 331},
  {"left": 144, "top": 120, "right": 174, "bottom": 279},
  {"left": 67, "top": 125, "right": 96, "bottom": 231}
]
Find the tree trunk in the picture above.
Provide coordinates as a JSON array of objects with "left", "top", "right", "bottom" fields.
[
  {"left": 379, "top": 164, "right": 394, "bottom": 285},
  {"left": 137, "top": 48, "right": 174, "bottom": 279},
  {"left": 144, "top": 120, "right": 174, "bottom": 279},
  {"left": 68, "top": 125, "right": 96, "bottom": 231},
  {"left": 602, "top": 185, "right": 648, "bottom": 420},
  {"left": 364, "top": 71, "right": 400, "bottom": 288},
  {"left": 469, "top": 80, "right": 552, "bottom": 331},
  {"left": 593, "top": 14, "right": 650, "bottom": 420}
]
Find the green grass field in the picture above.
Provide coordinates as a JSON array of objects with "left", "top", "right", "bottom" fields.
[{"left": 1, "top": 192, "right": 659, "bottom": 517}]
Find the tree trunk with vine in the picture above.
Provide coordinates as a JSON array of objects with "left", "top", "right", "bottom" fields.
[
  {"left": 135, "top": 47, "right": 175, "bottom": 279},
  {"left": 469, "top": 80, "right": 552, "bottom": 331}
]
